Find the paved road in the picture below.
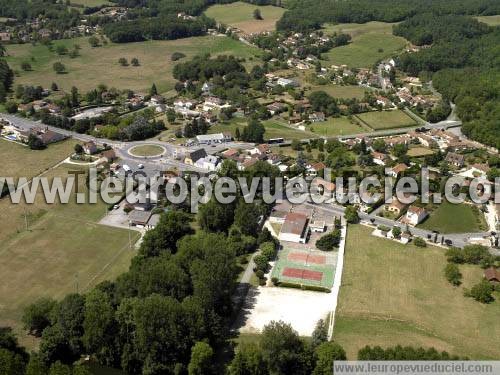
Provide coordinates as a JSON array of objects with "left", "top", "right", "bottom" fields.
[
  {"left": 303, "top": 200, "right": 494, "bottom": 250},
  {"left": 0, "top": 113, "right": 253, "bottom": 175}
]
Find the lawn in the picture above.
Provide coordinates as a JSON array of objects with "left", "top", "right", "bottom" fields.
[
  {"left": 324, "top": 32, "right": 407, "bottom": 68},
  {"left": 418, "top": 201, "right": 488, "bottom": 234},
  {"left": 129, "top": 144, "right": 165, "bottom": 157},
  {"left": 407, "top": 146, "right": 435, "bottom": 158},
  {"left": 0, "top": 138, "right": 77, "bottom": 179},
  {"left": 209, "top": 118, "right": 316, "bottom": 141},
  {"left": 204, "top": 1, "right": 285, "bottom": 34},
  {"left": 476, "top": 15, "right": 500, "bottom": 26},
  {"left": 323, "top": 21, "right": 398, "bottom": 38},
  {"left": 0, "top": 164, "right": 138, "bottom": 348},
  {"left": 316, "top": 85, "right": 368, "bottom": 100},
  {"left": 356, "top": 110, "right": 417, "bottom": 130},
  {"left": 334, "top": 224, "right": 500, "bottom": 359},
  {"left": 309, "top": 116, "right": 368, "bottom": 137},
  {"left": 5, "top": 35, "right": 261, "bottom": 93}
]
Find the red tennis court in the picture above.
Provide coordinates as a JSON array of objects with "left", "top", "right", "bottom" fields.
[
  {"left": 288, "top": 252, "right": 327, "bottom": 265},
  {"left": 282, "top": 267, "right": 323, "bottom": 281}
]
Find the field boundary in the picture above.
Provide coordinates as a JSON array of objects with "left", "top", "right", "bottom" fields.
[{"left": 328, "top": 217, "right": 347, "bottom": 340}]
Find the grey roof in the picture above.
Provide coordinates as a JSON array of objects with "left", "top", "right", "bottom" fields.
[{"left": 129, "top": 209, "right": 152, "bottom": 225}]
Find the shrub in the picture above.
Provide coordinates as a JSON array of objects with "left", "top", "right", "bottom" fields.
[
  {"left": 253, "top": 255, "right": 269, "bottom": 272},
  {"left": 261, "top": 241, "right": 277, "bottom": 260},
  {"left": 466, "top": 280, "right": 494, "bottom": 303},
  {"left": 444, "top": 263, "right": 462, "bottom": 286},
  {"left": 392, "top": 226, "right": 402, "bottom": 238},
  {"left": 258, "top": 278, "right": 267, "bottom": 286},
  {"left": 255, "top": 270, "right": 265, "bottom": 279},
  {"left": 171, "top": 52, "right": 186, "bottom": 61},
  {"left": 271, "top": 277, "right": 279, "bottom": 285},
  {"left": 5, "top": 100, "right": 18, "bottom": 113},
  {"left": 377, "top": 225, "right": 390, "bottom": 232},
  {"left": 413, "top": 237, "right": 427, "bottom": 247}
]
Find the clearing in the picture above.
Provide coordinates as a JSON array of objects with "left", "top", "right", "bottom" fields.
[
  {"left": 407, "top": 146, "right": 434, "bottom": 158},
  {"left": 324, "top": 32, "right": 407, "bottom": 68},
  {"left": 356, "top": 110, "right": 417, "bottom": 130},
  {"left": 0, "top": 163, "right": 138, "bottom": 348},
  {"left": 204, "top": 2, "right": 285, "bottom": 34},
  {"left": 316, "top": 85, "right": 368, "bottom": 100},
  {"left": 418, "top": 201, "right": 488, "bottom": 234},
  {"left": 237, "top": 285, "right": 335, "bottom": 337},
  {"left": 209, "top": 118, "right": 316, "bottom": 141},
  {"left": 476, "top": 15, "right": 500, "bottom": 26},
  {"left": 334, "top": 225, "right": 500, "bottom": 359},
  {"left": 309, "top": 116, "right": 368, "bottom": 137},
  {"left": 5, "top": 35, "right": 260, "bottom": 93}
]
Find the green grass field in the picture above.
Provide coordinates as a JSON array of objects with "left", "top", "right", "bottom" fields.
[
  {"left": 324, "top": 33, "right": 407, "bottom": 68},
  {"left": 319, "top": 85, "right": 368, "bottom": 100},
  {"left": 334, "top": 224, "right": 500, "bottom": 359},
  {"left": 407, "top": 146, "right": 435, "bottom": 158},
  {"left": 323, "top": 21, "right": 398, "bottom": 38},
  {"left": 476, "top": 15, "right": 500, "bottom": 26},
  {"left": 209, "top": 118, "right": 316, "bottom": 140},
  {"left": 356, "top": 110, "right": 417, "bottom": 130},
  {"left": 0, "top": 161, "right": 138, "bottom": 348},
  {"left": 0, "top": 138, "right": 77, "bottom": 179},
  {"left": 271, "top": 246, "right": 336, "bottom": 288},
  {"left": 5, "top": 35, "right": 261, "bottom": 93},
  {"left": 418, "top": 201, "right": 488, "bottom": 234},
  {"left": 204, "top": 1, "right": 285, "bottom": 34},
  {"left": 309, "top": 116, "right": 367, "bottom": 137}
]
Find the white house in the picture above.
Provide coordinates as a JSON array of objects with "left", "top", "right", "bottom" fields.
[
  {"left": 405, "top": 205, "right": 428, "bottom": 225},
  {"left": 195, "top": 155, "right": 220, "bottom": 171},
  {"left": 277, "top": 77, "right": 299, "bottom": 88}
]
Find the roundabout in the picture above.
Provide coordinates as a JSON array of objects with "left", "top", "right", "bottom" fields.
[{"left": 128, "top": 144, "right": 166, "bottom": 158}]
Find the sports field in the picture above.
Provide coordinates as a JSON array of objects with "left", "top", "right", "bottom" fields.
[
  {"left": 0, "top": 163, "right": 138, "bottom": 347},
  {"left": 204, "top": 2, "right": 285, "bottom": 34},
  {"left": 309, "top": 116, "right": 368, "bottom": 136},
  {"left": 418, "top": 201, "right": 488, "bottom": 234},
  {"left": 334, "top": 225, "right": 500, "bottom": 359},
  {"left": 322, "top": 21, "right": 406, "bottom": 68},
  {"left": 5, "top": 35, "right": 260, "bottom": 93},
  {"left": 356, "top": 110, "right": 417, "bottom": 130},
  {"left": 271, "top": 246, "right": 336, "bottom": 289}
]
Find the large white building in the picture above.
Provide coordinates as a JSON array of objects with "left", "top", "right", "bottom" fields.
[{"left": 195, "top": 133, "right": 232, "bottom": 145}]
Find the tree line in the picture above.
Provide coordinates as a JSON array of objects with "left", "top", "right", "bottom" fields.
[
  {"left": 276, "top": 0, "right": 500, "bottom": 32},
  {"left": 0, "top": 57, "right": 14, "bottom": 103}
]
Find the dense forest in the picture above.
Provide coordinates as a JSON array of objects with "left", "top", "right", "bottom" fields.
[
  {"left": 277, "top": 0, "right": 500, "bottom": 32},
  {"left": 103, "top": 15, "right": 214, "bottom": 43},
  {"left": 394, "top": 14, "right": 500, "bottom": 149},
  {"left": 0, "top": 0, "right": 81, "bottom": 31}
]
